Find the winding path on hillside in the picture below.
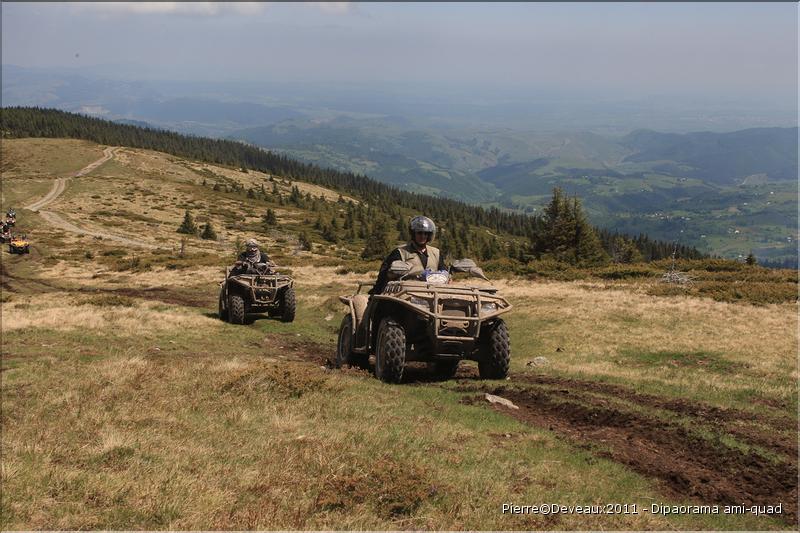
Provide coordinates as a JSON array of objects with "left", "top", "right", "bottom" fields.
[{"left": 24, "top": 147, "right": 160, "bottom": 249}]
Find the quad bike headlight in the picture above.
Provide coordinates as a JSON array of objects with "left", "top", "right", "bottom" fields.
[
  {"left": 408, "top": 295, "right": 430, "bottom": 308},
  {"left": 480, "top": 302, "right": 497, "bottom": 313}
]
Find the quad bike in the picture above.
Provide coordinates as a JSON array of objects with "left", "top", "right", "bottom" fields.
[
  {"left": 0, "top": 228, "right": 11, "bottom": 244},
  {"left": 218, "top": 260, "right": 296, "bottom": 324},
  {"left": 8, "top": 235, "right": 30, "bottom": 254},
  {"left": 336, "top": 259, "right": 512, "bottom": 383},
  {"left": 5, "top": 215, "right": 16, "bottom": 227}
]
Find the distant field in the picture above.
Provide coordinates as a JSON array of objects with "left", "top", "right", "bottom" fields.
[{"left": 1, "top": 139, "right": 796, "bottom": 530}]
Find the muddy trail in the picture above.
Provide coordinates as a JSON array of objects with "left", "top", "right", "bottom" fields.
[
  {"left": 454, "top": 375, "right": 797, "bottom": 524},
  {"left": 512, "top": 374, "right": 798, "bottom": 457},
  {"left": 284, "top": 337, "right": 798, "bottom": 524}
]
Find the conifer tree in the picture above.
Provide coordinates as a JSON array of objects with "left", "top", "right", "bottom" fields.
[
  {"left": 200, "top": 222, "right": 217, "bottom": 240},
  {"left": 322, "top": 225, "right": 338, "bottom": 243},
  {"left": 610, "top": 235, "right": 643, "bottom": 264},
  {"left": 361, "top": 219, "right": 391, "bottom": 260},
  {"left": 177, "top": 210, "right": 198, "bottom": 235},
  {"left": 262, "top": 208, "right": 278, "bottom": 227},
  {"left": 534, "top": 188, "right": 608, "bottom": 265},
  {"left": 289, "top": 185, "right": 303, "bottom": 206},
  {"left": 571, "top": 197, "right": 608, "bottom": 266},
  {"left": 298, "top": 231, "right": 312, "bottom": 252}
]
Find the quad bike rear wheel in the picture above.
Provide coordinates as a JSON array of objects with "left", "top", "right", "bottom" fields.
[
  {"left": 218, "top": 290, "right": 229, "bottom": 321},
  {"left": 478, "top": 319, "right": 510, "bottom": 379},
  {"left": 375, "top": 317, "right": 406, "bottom": 383},
  {"left": 280, "top": 287, "right": 296, "bottom": 322},
  {"left": 228, "top": 294, "right": 246, "bottom": 325},
  {"left": 335, "top": 314, "right": 368, "bottom": 368}
]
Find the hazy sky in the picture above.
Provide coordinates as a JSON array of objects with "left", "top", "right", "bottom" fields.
[{"left": 2, "top": 2, "right": 797, "bottom": 103}]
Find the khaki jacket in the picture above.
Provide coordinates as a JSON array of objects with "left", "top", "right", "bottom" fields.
[{"left": 397, "top": 242, "right": 441, "bottom": 278}]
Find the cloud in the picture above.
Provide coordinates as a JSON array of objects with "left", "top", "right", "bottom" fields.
[
  {"left": 310, "top": 2, "right": 352, "bottom": 15},
  {"left": 72, "top": 2, "right": 267, "bottom": 17}
]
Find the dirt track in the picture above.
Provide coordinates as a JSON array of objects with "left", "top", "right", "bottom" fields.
[
  {"left": 23, "top": 147, "right": 160, "bottom": 249},
  {"left": 25, "top": 146, "right": 116, "bottom": 212},
  {"left": 456, "top": 374, "right": 798, "bottom": 524}
]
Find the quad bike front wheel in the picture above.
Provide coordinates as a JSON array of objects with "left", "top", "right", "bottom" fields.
[
  {"left": 478, "top": 319, "right": 510, "bottom": 379},
  {"left": 218, "top": 290, "right": 229, "bottom": 321},
  {"left": 375, "top": 317, "right": 406, "bottom": 384},
  {"left": 280, "top": 287, "right": 296, "bottom": 322},
  {"left": 228, "top": 294, "right": 246, "bottom": 325}
]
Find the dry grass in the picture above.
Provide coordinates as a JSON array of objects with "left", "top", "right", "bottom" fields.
[
  {"left": 4, "top": 345, "right": 786, "bottom": 530},
  {"left": 1, "top": 138, "right": 105, "bottom": 179},
  {"left": 499, "top": 279, "right": 797, "bottom": 407},
  {"left": 1, "top": 292, "right": 218, "bottom": 334},
  {"left": 1, "top": 137, "right": 795, "bottom": 530}
]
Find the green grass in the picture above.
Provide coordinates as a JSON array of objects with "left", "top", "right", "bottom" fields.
[
  {"left": 619, "top": 349, "right": 745, "bottom": 373},
  {"left": 1, "top": 138, "right": 796, "bottom": 530},
  {"left": 2, "top": 323, "right": 789, "bottom": 530}
]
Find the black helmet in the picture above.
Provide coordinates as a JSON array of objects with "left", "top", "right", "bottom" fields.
[{"left": 409, "top": 216, "right": 436, "bottom": 243}]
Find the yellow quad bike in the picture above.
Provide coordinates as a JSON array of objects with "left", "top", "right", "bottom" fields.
[
  {"left": 8, "top": 235, "right": 30, "bottom": 254},
  {"left": 336, "top": 259, "right": 512, "bottom": 383},
  {"left": 218, "top": 260, "right": 296, "bottom": 324}
]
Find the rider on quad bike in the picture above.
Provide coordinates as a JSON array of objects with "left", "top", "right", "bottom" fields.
[
  {"left": 232, "top": 238, "right": 273, "bottom": 275},
  {"left": 355, "top": 216, "right": 445, "bottom": 345},
  {"left": 338, "top": 215, "right": 512, "bottom": 382},
  {"left": 218, "top": 238, "right": 296, "bottom": 324}
]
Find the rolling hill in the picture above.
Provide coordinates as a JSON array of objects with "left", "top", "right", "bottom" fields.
[
  {"left": 1, "top": 133, "right": 796, "bottom": 530},
  {"left": 621, "top": 127, "right": 798, "bottom": 184},
  {"left": 230, "top": 118, "right": 797, "bottom": 262}
]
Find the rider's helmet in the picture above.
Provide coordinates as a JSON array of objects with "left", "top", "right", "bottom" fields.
[
  {"left": 409, "top": 216, "right": 436, "bottom": 244},
  {"left": 245, "top": 238, "right": 259, "bottom": 251}
]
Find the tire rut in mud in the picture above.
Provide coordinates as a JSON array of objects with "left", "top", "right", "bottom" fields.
[
  {"left": 513, "top": 374, "right": 798, "bottom": 458},
  {"left": 457, "top": 376, "right": 797, "bottom": 524}
]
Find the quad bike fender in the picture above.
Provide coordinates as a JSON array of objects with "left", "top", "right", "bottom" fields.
[
  {"left": 339, "top": 296, "right": 357, "bottom": 329},
  {"left": 339, "top": 294, "right": 369, "bottom": 330}
]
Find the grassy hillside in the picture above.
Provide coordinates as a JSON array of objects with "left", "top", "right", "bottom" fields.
[
  {"left": 229, "top": 118, "right": 798, "bottom": 262},
  {"left": 1, "top": 138, "right": 797, "bottom": 529}
]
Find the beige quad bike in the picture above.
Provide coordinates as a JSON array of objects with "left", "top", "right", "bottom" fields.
[
  {"left": 218, "top": 261, "right": 296, "bottom": 324},
  {"left": 336, "top": 259, "right": 512, "bottom": 383}
]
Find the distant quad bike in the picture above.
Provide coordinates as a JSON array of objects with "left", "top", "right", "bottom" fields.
[
  {"left": 8, "top": 235, "right": 30, "bottom": 254},
  {"left": 5, "top": 215, "right": 16, "bottom": 227},
  {"left": 218, "top": 260, "right": 296, "bottom": 324},
  {"left": 0, "top": 228, "right": 11, "bottom": 244},
  {"left": 336, "top": 259, "right": 512, "bottom": 383}
]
